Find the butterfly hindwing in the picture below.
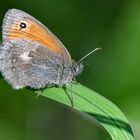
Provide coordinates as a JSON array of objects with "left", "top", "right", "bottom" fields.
[{"left": 0, "top": 39, "right": 72, "bottom": 89}]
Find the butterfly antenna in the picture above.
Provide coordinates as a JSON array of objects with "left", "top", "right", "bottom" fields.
[{"left": 78, "top": 48, "right": 102, "bottom": 63}]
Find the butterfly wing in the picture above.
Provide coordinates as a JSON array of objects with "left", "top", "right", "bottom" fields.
[
  {"left": 0, "top": 39, "right": 72, "bottom": 89},
  {"left": 2, "top": 8, "right": 71, "bottom": 65}
]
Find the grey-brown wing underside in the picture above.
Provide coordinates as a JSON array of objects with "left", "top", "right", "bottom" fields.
[{"left": 0, "top": 39, "right": 72, "bottom": 89}]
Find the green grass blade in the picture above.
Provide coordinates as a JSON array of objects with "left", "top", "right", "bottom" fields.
[{"left": 36, "top": 83, "right": 135, "bottom": 140}]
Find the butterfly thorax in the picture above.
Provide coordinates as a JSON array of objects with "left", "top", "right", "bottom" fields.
[{"left": 57, "top": 62, "right": 83, "bottom": 86}]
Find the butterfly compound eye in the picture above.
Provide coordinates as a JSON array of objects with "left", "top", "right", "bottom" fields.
[{"left": 20, "top": 22, "right": 27, "bottom": 29}]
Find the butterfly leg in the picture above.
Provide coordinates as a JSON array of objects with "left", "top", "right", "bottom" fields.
[{"left": 63, "top": 84, "right": 74, "bottom": 107}]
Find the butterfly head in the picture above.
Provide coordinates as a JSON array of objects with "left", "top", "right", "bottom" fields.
[{"left": 71, "top": 61, "right": 84, "bottom": 76}]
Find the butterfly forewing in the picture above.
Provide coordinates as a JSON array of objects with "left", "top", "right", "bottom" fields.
[{"left": 2, "top": 9, "right": 71, "bottom": 65}]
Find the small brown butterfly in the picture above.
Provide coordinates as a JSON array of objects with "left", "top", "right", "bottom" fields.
[{"left": 0, "top": 9, "right": 100, "bottom": 89}]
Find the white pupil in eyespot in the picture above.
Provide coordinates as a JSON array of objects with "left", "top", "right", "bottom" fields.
[{"left": 20, "top": 22, "right": 27, "bottom": 29}]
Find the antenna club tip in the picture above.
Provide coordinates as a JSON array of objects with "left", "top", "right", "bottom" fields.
[{"left": 95, "top": 47, "right": 102, "bottom": 51}]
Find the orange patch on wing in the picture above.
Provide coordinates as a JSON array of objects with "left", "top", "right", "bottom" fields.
[{"left": 7, "top": 19, "right": 61, "bottom": 53}]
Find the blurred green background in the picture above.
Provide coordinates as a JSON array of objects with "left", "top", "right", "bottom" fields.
[{"left": 0, "top": 0, "right": 139, "bottom": 140}]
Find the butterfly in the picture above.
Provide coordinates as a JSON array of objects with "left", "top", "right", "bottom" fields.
[{"left": 0, "top": 9, "right": 84, "bottom": 89}]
